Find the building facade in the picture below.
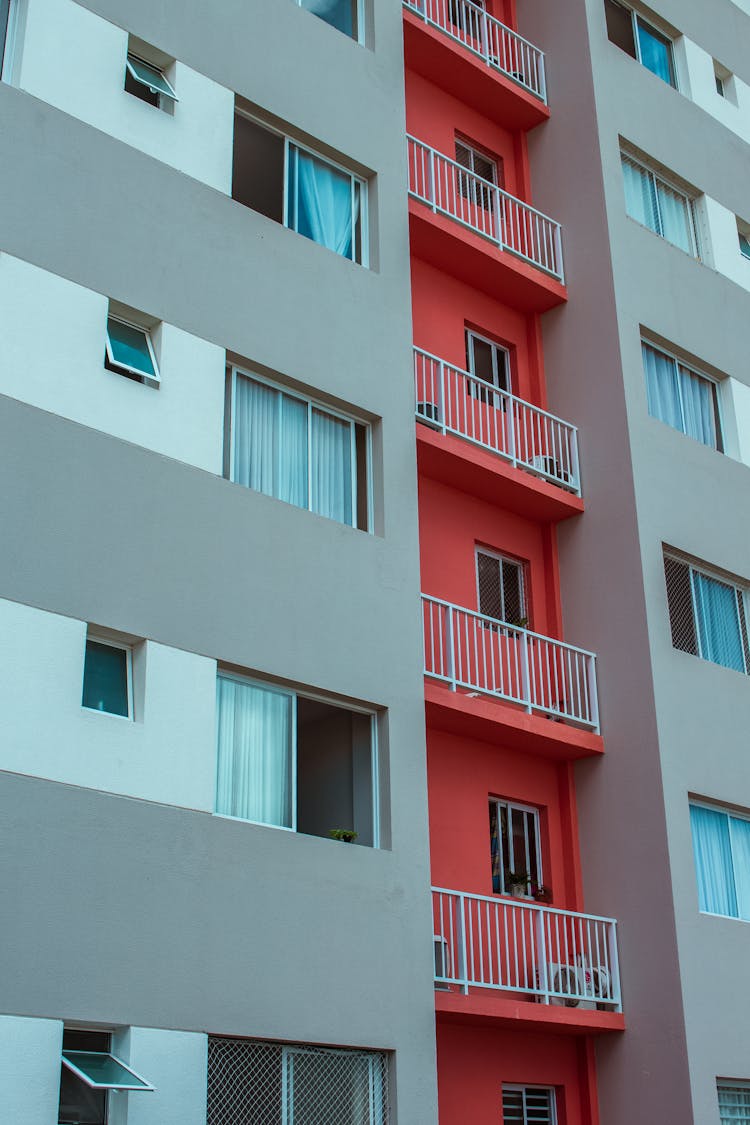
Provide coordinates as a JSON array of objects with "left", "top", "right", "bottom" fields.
[{"left": 2, "top": 0, "right": 750, "bottom": 1123}]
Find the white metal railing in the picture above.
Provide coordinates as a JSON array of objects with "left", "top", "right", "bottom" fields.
[
  {"left": 422, "top": 595, "right": 599, "bottom": 730},
  {"left": 403, "top": 0, "right": 547, "bottom": 103},
  {"left": 414, "top": 347, "right": 581, "bottom": 495},
  {"left": 407, "top": 136, "right": 564, "bottom": 282},
  {"left": 433, "top": 888, "right": 621, "bottom": 1010}
]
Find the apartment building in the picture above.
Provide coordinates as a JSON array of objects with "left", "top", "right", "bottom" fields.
[{"left": 2, "top": 0, "right": 750, "bottom": 1123}]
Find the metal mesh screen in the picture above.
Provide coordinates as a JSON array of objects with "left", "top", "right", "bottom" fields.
[
  {"left": 207, "top": 1037, "right": 389, "bottom": 1125},
  {"left": 664, "top": 554, "right": 698, "bottom": 654},
  {"left": 502, "top": 1085, "right": 556, "bottom": 1124}
]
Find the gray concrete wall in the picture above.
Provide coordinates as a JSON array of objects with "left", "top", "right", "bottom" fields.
[{"left": 0, "top": 0, "right": 438, "bottom": 1120}]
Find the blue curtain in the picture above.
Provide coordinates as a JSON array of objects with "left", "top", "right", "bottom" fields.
[
  {"left": 643, "top": 343, "right": 682, "bottom": 430},
  {"left": 729, "top": 817, "right": 750, "bottom": 921},
  {"left": 692, "top": 572, "right": 745, "bottom": 672},
  {"left": 300, "top": 0, "right": 354, "bottom": 37},
  {"left": 636, "top": 22, "right": 674, "bottom": 85},
  {"left": 689, "top": 805, "right": 737, "bottom": 917},
  {"left": 215, "top": 677, "right": 293, "bottom": 828},
  {"left": 289, "top": 147, "right": 356, "bottom": 260},
  {"left": 622, "top": 157, "right": 659, "bottom": 233}
]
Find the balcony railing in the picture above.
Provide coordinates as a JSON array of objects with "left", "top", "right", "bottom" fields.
[
  {"left": 407, "top": 136, "right": 564, "bottom": 282},
  {"left": 414, "top": 347, "right": 581, "bottom": 495},
  {"left": 433, "top": 887, "right": 621, "bottom": 1010},
  {"left": 423, "top": 595, "right": 599, "bottom": 730},
  {"left": 403, "top": 0, "right": 547, "bottom": 103}
]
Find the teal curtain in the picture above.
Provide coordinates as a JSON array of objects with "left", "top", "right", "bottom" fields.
[
  {"left": 288, "top": 147, "right": 356, "bottom": 260},
  {"left": 82, "top": 641, "right": 129, "bottom": 717},
  {"left": 692, "top": 572, "right": 745, "bottom": 672},
  {"left": 689, "top": 805, "right": 737, "bottom": 917},
  {"left": 636, "top": 21, "right": 675, "bottom": 86},
  {"left": 729, "top": 817, "right": 750, "bottom": 921}
]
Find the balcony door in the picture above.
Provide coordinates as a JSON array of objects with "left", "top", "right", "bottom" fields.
[{"left": 466, "top": 329, "right": 510, "bottom": 406}]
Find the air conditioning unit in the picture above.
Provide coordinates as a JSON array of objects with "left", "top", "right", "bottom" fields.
[
  {"left": 417, "top": 401, "right": 441, "bottom": 426},
  {"left": 433, "top": 935, "right": 451, "bottom": 989},
  {"left": 531, "top": 454, "right": 573, "bottom": 485},
  {"left": 538, "top": 963, "right": 597, "bottom": 1009}
]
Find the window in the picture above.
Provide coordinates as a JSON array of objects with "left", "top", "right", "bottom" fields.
[
  {"left": 0, "top": 0, "right": 11, "bottom": 77},
  {"left": 207, "top": 1037, "right": 388, "bottom": 1125},
  {"left": 664, "top": 554, "right": 749, "bottom": 674},
  {"left": 229, "top": 366, "right": 370, "bottom": 530},
  {"left": 604, "top": 0, "right": 676, "bottom": 87},
  {"left": 718, "top": 1083, "right": 750, "bottom": 1124},
  {"left": 215, "top": 673, "right": 378, "bottom": 845},
  {"left": 489, "top": 798, "right": 542, "bottom": 896},
  {"left": 738, "top": 220, "right": 750, "bottom": 261},
  {"left": 642, "top": 341, "right": 722, "bottom": 450},
  {"left": 690, "top": 803, "right": 750, "bottom": 921},
  {"left": 104, "top": 315, "right": 160, "bottom": 385},
  {"left": 621, "top": 151, "right": 698, "bottom": 255},
  {"left": 59, "top": 1029, "right": 153, "bottom": 1125},
  {"left": 466, "top": 329, "right": 511, "bottom": 405},
  {"left": 502, "top": 1085, "right": 557, "bottom": 1125},
  {"left": 124, "top": 53, "right": 177, "bottom": 108},
  {"left": 232, "top": 113, "right": 367, "bottom": 264},
  {"left": 477, "top": 549, "right": 526, "bottom": 627},
  {"left": 296, "top": 0, "right": 362, "bottom": 42},
  {"left": 455, "top": 138, "right": 501, "bottom": 207},
  {"left": 82, "top": 636, "right": 133, "bottom": 718}
]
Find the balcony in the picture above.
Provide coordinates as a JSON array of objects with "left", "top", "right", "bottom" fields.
[
  {"left": 432, "top": 887, "right": 623, "bottom": 1031},
  {"left": 422, "top": 596, "right": 602, "bottom": 757},
  {"left": 407, "top": 137, "right": 566, "bottom": 312},
  {"left": 414, "top": 347, "right": 584, "bottom": 520},
  {"left": 402, "top": 0, "right": 549, "bottom": 130}
]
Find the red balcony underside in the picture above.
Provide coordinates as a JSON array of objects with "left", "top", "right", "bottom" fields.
[
  {"left": 425, "top": 681, "right": 604, "bottom": 761},
  {"left": 435, "top": 989, "right": 625, "bottom": 1035},
  {"left": 409, "top": 203, "right": 566, "bottom": 314},
  {"left": 416, "top": 421, "right": 584, "bottom": 522},
  {"left": 403, "top": 10, "right": 550, "bottom": 132}
]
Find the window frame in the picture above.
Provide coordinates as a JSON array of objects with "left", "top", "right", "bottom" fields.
[
  {"left": 124, "top": 53, "right": 178, "bottom": 105},
  {"left": 234, "top": 111, "right": 369, "bottom": 266},
  {"left": 214, "top": 670, "right": 380, "bottom": 846},
  {"left": 295, "top": 0, "right": 366, "bottom": 45},
  {"left": 104, "top": 315, "right": 161, "bottom": 385},
  {"left": 475, "top": 546, "right": 528, "bottom": 627},
  {"left": 718, "top": 1080, "right": 750, "bottom": 1124},
  {"left": 690, "top": 800, "right": 750, "bottom": 922},
  {"left": 82, "top": 635, "right": 134, "bottom": 721},
  {"left": 61, "top": 1052, "right": 154, "bottom": 1092},
  {"left": 0, "top": 0, "right": 17, "bottom": 82},
  {"left": 502, "top": 1083, "right": 558, "bottom": 1125},
  {"left": 489, "top": 797, "right": 543, "bottom": 897},
  {"left": 641, "top": 338, "right": 724, "bottom": 451},
  {"left": 605, "top": 0, "right": 677, "bottom": 89},
  {"left": 620, "top": 150, "right": 699, "bottom": 257},
  {"left": 228, "top": 365, "right": 373, "bottom": 532},
  {"left": 465, "top": 328, "right": 511, "bottom": 403},
  {"left": 664, "top": 553, "right": 750, "bottom": 674}
]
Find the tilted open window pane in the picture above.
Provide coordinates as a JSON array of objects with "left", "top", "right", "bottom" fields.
[
  {"left": 490, "top": 799, "right": 542, "bottom": 895},
  {"left": 82, "top": 639, "right": 131, "bottom": 718},
  {"left": 231, "top": 369, "right": 369, "bottom": 530},
  {"left": 466, "top": 330, "right": 510, "bottom": 405},
  {"left": 105, "top": 317, "right": 158, "bottom": 381},
  {"left": 642, "top": 342, "right": 722, "bottom": 450},
  {"left": 125, "top": 55, "right": 177, "bottom": 101},
  {"left": 298, "top": 0, "right": 359, "bottom": 41},
  {"left": 62, "top": 1052, "right": 153, "bottom": 1091}
]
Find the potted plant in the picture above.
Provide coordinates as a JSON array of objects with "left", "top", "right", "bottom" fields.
[
  {"left": 531, "top": 883, "right": 552, "bottom": 904},
  {"left": 329, "top": 828, "right": 358, "bottom": 843},
  {"left": 506, "top": 870, "right": 529, "bottom": 897}
]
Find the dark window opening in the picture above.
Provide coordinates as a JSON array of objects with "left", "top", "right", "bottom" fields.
[
  {"left": 59, "top": 1031, "right": 110, "bottom": 1125},
  {"left": 232, "top": 115, "right": 285, "bottom": 222},
  {"left": 604, "top": 0, "right": 636, "bottom": 57}
]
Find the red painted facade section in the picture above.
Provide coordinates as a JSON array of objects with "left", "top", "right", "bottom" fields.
[{"left": 404, "top": 8, "right": 617, "bottom": 1122}]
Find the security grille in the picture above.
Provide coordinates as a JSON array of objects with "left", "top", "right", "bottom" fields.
[
  {"left": 663, "top": 553, "right": 750, "bottom": 673},
  {"left": 502, "top": 1084, "right": 556, "bottom": 1124},
  {"left": 477, "top": 550, "right": 526, "bottom": 627},
  {"left": 718, "top": 1084, "right": 750, "bottom": 1124},
  {"left": 207, "top": 1037, "right": 389, "bottom": 1125}
]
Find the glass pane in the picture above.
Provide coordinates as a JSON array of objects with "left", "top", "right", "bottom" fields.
[
  {"left": 729, "top": 816, "right": 750, "bottom": 922},
  {"left": 300, "top": 0, "right": 357, "bottom": 38},
  {"left": 656, "top": 181, "right": 693, "bottom": 253},
  {"left": 643, "top": 343, "right": 682, "bottom": 431},
  {"left": 689, "top": 804, "right": 738, "bottom": 916},
  {"left": 0, "top": 0, "right": 10, "bottom": 69},
  {"left": 692, "top": 572, "right": 745, "bottom": 672},
  {"left": 636, "top": 20, "right": 675, "bottom": 86},
  {"left": 288, "top": 147, "right": 355, "bottom": 260},
  {"left": 489, "top": 802, "right": 503, "bottom": 892},
  {"left": 501, "top": 561, "right": 524, "bottom": 626},
  {"left": 477, "top": 552, "right": 503, "bottom": 620},
  {"left": 107, "top": 318, "right": 156, "bottom": 377},
  {"left": 216, "top": 677, "right": 294, "bottom": 828},
  {"left": 59, "top": 1068, "right": 107, "bottom": 1125},
  {"left": 740, "top": 233, "right": 750, "bottom": 260},
  {"left": 719, "top": 1085, "right": 750, "bottom": 1125},
  {"left": 61, "top": 1052, "right": 150, "bottom": 1089},
  {"left": 678, "top": 365, "right": 717, "bottom": 448},
  {"left": 510, "top": 808, "right": 530, "bottom": 887},
  {"left": 126, "top": 55, "right": 175, "bottom": 98},
  {"left": 82, "top": 641, "right": 129, "bottom": 717},
  {"left": 621, "top": 157, "right": 659, "bottom": 233},
  {"left": 310, "top": 409, "right": 353, "bottom": 524},
  {"left": 278, "top": 394, "right": 309, "bottom": 509}
]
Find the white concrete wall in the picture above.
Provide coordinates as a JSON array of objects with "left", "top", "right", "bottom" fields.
[
  {"left": 13, "top": 0, "right": 234, "bottom": 191},
  {"left": 723, "top": 377, "right": 750, "bottom": 466},
  {"left": 681, "top": 34, "right": 750, "bottom": 143},
  {"left": 0, "top": 1015, "right": 63, "bottom": 1125},
  {"left": 0, "top": 254, "right": 225, "bottom": 473},
  {"left": 0, "top": 597, "right": 218, "bottom": 809},
  {"left": 702, "top": 196, "right": 750, "bottom": 290},
  {"left": 110, "top": 1028, "right": 208, "bottom": 1125}
]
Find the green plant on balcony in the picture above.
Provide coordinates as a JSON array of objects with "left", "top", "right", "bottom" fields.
[
  {"left": 505, "top": 870, "right": 530, "bottom": 896},
  {"left": 329, "top": 828, "right": 358, "bottom": 843}
]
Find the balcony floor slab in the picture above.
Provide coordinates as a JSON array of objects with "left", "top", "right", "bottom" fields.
[
  {"left": 424, "top": 680, "right": 604, "bottom": 761},
  {"left": 403, "top": 11, "right": 550, "bottom": 132},
  {"left": 416, "top": 421, "right": 584, "bottom": 521},
  {"left": 435, "top": 990, "right": 625, "bottom": 1035},
  {"left": 409, "top": 204, "right": 566, "bottom": 314}
]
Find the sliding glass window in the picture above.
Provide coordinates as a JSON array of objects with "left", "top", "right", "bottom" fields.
[
  {"left": 621, "top": 152, "right": 698, "bottom": 256},
  {"left": 642, "top": 342, "right": 722, "bottom": 450}
]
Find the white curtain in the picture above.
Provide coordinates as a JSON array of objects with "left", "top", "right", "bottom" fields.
[
  {"left": 233, "top": 374, "right": 308, "bottom": 509},
  {"left": 656, "top": 181, "right": 693, "bottom": 252},
  {"left": 291, "top": 148, "right": 357, "bottom": 260},
  {"left": 311, "top": 408, "right": 353, "bottom": 524},
  {"left": 216, "top": 676, "right": 293, "bottom": 828},
  {"left": 679, "top": 365, "right": 716, "bottom": 447},
  {"left": 622, "top": 157, "right": 658, "bottom": 231},
  {"left": 729, "top": 816, "right": 750, "bottom": 921},
  {"left": 689, "top": 804, "right": 737, "bottom": 916},
  {"left": 642, "top": 343, "right": 682, "bottom": 430}
]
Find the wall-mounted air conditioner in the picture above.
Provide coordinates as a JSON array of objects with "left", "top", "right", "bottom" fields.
[
  {"left": 417, "top": 401, "right": 441, "bottom": 426},
  {"left": 433, "top": 935, "right": 451, "bottom": 990},
  {"left": 538, "top": 962, "right": 597, "bottom": 1009},
  {"left": 531, "top": 454, "right": 573, "bottom": 485}
]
